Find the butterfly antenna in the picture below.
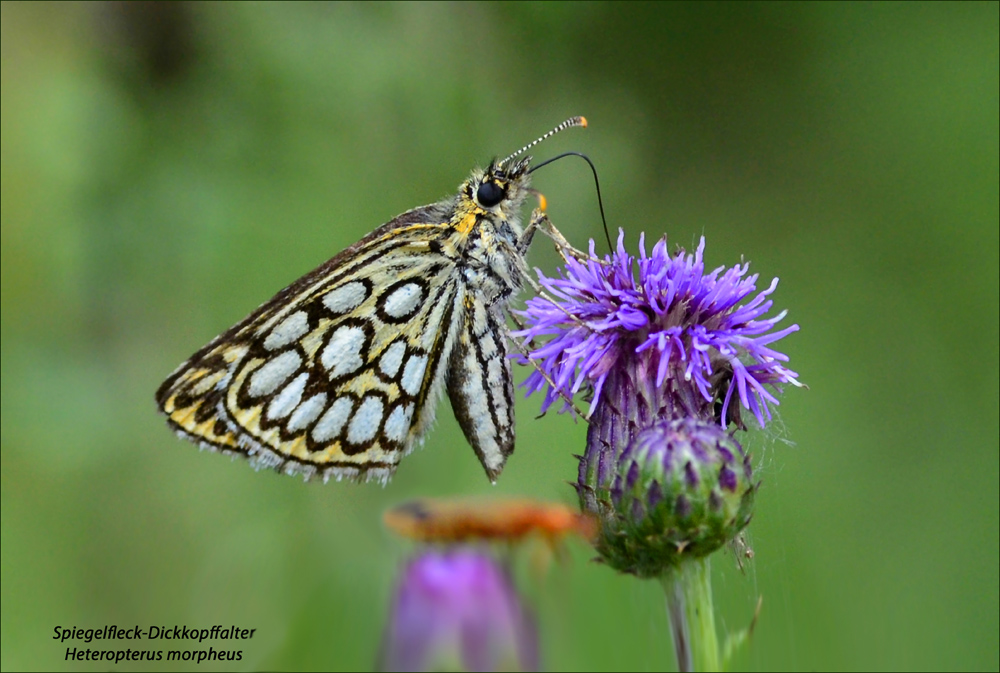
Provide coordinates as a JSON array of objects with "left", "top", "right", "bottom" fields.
[
  {"left": 501, "top": 116, "right": 588, "bottom": 166},
  {"left": 529, "top": 151, "right": 612, "bottom": 252}
]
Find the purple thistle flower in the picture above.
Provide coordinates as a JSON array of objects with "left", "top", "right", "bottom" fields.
[
  {"left": 516, "top": 231, "right": 799, "bottom": 515},
  {"left": 379, "top": 549, "right": 538, "bottom": 672},
  {"left": 518, "top": 231, "right": 799, "bottom": 427},
  {"left": 517, "top": 226, "right": 799, "bottom": 666}
]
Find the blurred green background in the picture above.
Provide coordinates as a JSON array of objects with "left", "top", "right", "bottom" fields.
[{"left": 2, "top": 2, "right": 997, "bottom": 671}]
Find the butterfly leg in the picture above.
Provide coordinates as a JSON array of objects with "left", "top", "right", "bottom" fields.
[
  {"left": 505, "top": 308, "right": 590, "bottom": 421},
  {"left": 516, "top": 208, "right": 544, "bottom": 255},
  {"left": 520, "top": 208, "right": 596, "bottom": 265},
  {"left": 516, "top": 220, "right": 591, "bottom": 334},
  {"left": 507, "top": 208, "right": 591, "bottom": 419}
]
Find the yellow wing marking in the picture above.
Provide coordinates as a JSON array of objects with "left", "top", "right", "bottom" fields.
[{"left": 455, "top": 211, "right": 477, "bottom": 235}]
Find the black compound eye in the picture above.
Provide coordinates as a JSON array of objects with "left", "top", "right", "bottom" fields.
[{"left": 476, "top": 181, "right": 505, "bottom": 208}]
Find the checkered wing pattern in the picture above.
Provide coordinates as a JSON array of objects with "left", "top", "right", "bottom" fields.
[{"left": 156, "top": 206, "right": 490, "bottom": 484}]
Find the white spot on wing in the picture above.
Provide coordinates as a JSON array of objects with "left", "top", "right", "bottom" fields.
[
  {"left": 378, "top": 341, "right": 407, "bottom": 378},
  {"left": 323, "top": 281, "right": 368, "bottom": 314},
  {"left": 479, "top": 333, "right": 498, "bottom": 358},
  {"left": 482, "top": 445, "right": 504, "bottom": 472},
  {"left": 347, "top": 396, "right": 383, "bottom": 444},
  {"left": 288, "top": 392, "right": 327, "bottom": 431},
  {"left": 487, "top": 358, "right": 506, "bottom": 391},
  {"left": 400, "top": 354, "right": 428, "bottom": 396},
  {"left": 312, "top": 397, "right": 353, "bottom": 442},
  {"left": 321, "top": 326, "right": 366, "bottom": 377},
  {"left": 267, "top": 372, "right": 309, "bottom": 420},
  {"left": 191, "top": 371, "right": 224, "bottom": 395},
  {"left": 384, "top": 403, "right": 414, "bottom": 443},
  {"left": 381, "top": 282, "right": 423, "bottom": 319},
  {"left": 249, "top": 351, "right": 301, "bottom": 397},
  {"left": 458, "top": 350, "right": 493, "bottom": 433},
  {"left": 472, "top": 302, "right": 489, "bottom": 334},
  {"left": 264, "top": 311, "right": 309, "bottom": 350}
]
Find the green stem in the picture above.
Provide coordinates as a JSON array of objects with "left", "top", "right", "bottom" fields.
[{"left": 661, "top": 557, "right": 720, "bottom": 672}]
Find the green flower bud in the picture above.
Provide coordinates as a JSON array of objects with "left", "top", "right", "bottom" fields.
[{"left": 595, "top": 418, "right": 756, "bottom": 578}]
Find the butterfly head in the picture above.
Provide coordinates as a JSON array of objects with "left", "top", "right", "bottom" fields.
[
  {"left": 462, "top": 156, "right": 533, "bottom": 222},
  {"left": 456, "top": 117, "right": 588, "bottom": 227}
]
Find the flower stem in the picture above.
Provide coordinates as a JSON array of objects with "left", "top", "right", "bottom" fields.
[{"left": 662, "top": 558, "right": 720, "bottom": 672}]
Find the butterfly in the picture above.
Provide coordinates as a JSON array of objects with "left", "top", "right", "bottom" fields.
[{"left": 155, "top": 117, "right": 587, "bottom": 485}]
